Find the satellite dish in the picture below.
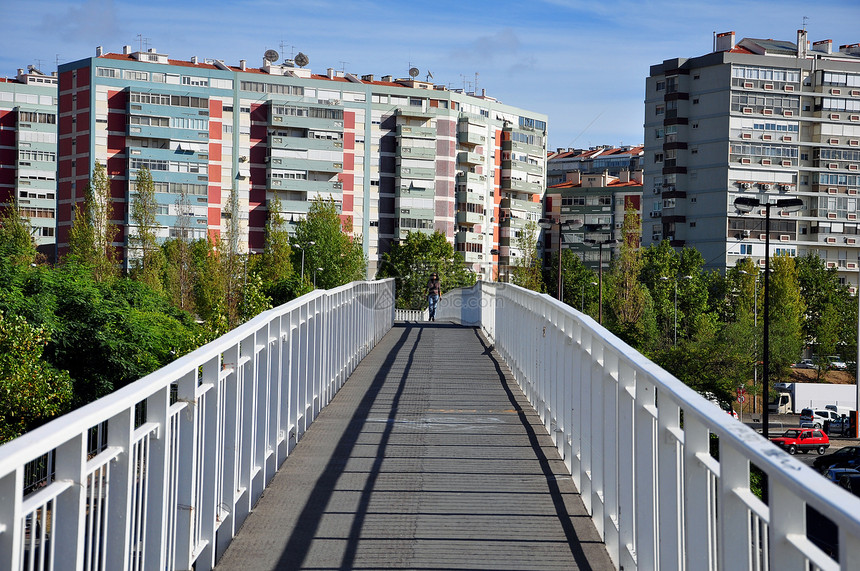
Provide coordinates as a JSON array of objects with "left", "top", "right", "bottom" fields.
[
  {"left": 409, "top": 67, "right": 419, "bottom": 78},
  {"left": 426, "top": 70, "right": 434, "bottom": 81},
  {"left": 294, "top": 52, "right": 309, "bottom": 67},
  {"left": 264, "top": 49, "right": 279, "bottom": 63}
]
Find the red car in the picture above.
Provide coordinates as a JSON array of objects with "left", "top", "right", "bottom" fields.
[{"left": 770, "top": 428, "right": 830, "bottom": 455}]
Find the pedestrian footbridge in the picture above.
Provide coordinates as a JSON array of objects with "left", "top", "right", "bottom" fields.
[{"left": 1, "top": 281, "right": 858, "bottom": 570}]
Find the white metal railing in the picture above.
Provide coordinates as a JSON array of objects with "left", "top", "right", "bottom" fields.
[
  {"left": 394, "top": 308, "right": 427, "bottom": 322},
  {"left": 438, "top": 282, "right": 860, "bottom": 570},
  {"left": 0, "top": 279, "right": 394, "bottom": 571}
]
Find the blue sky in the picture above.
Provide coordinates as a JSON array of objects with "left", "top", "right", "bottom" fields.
[{"left": 3, "top": 0, "right": 859, "bottom": 150}]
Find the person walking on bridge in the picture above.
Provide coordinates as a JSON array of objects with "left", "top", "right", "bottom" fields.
[{"left": 426, "top": 272, "right": 441, "bottom": 321}]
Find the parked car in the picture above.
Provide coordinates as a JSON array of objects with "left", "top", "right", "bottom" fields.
[
  {"left": 770, "top": 428, "right": 830, "bottom": 455},
  {"left": 838, "top": 473, "right": 860, "bottom": 496},
  {"left": 793, "top": 358, "right": 816, "bottom": 369},
  {"left": 813, "top": 445, "right": 860, "bottom": 472},
  {"left": 822, "top": 467, "right": 859, "bottom": 484},
  {"left": 799, "top": 409, "right": 833, "bottom": 428},
  {"left": 826, "top": 356, "right": 848, "bottom": 370}
]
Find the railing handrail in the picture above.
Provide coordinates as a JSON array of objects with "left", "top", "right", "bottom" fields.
[
  {"left": 0, "top": 279, "right": 395, "bottom": 571},
  {"left": 438, "top": 281, "right": 860, "bottom": 570}
]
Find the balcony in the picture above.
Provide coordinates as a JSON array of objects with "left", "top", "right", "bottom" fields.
[
  {"left": 396, "top": 107, "right": 435, "bottom": 119},
  {"left": 503, "top": 139, "right": 544, "bottom": 156},
  {"left": 270, "top": 114, "right": 344, "bottom": 132},
  {"left": 458, "top": 151, "right": 483, "bottom": 166},
  {"left": 457, "top": 190, "right": 485, "bottom": 205},
  {"left": 269, "top": 178, "right": 343, "bottom": 193},
  {"left": 396, "top": 125, "right": 436, "bottom": 139},
  {"left": 397, "top": 165, "right": 436, "bottom": 181},
  {"left": 457, "top": 211, "right": 485, "bottom": 225},
  {"left": 127, "top": 145, "right": 209, "bottom": 163},
  {"left": 397, "top": 185, "right": 435, "bottom": 199},
  {"left": 500, "top": 197, "right": 541, "bottom": 215},
  {"left": 456, "top": 230, "right": 485, "bottom": 245},
  {"left": 128, "top": 124, "right": 209, "bottom": 142},
  {"left": 457, "top": 171, "right": 487, "bottom": 185},
  {"left": 458, "top": 125, "right": 486, "bottom": 147},
  {"left": 269, "top": 156, "right": 343, "bottom": 173},
  {"left": 462, "top": 251, "right": 484, "bottom": 263},
  {"left": 396, "top": 145, "right": 436, "bottom": 160},
  {"left": 501, "top": 178, "right": 543, "bottom": 195},
  {"left": 269, "top": 135, "right": 344, "bottom": 153},
  {"left": 502, "top": 159, "right": 543, "bottom": 176}
]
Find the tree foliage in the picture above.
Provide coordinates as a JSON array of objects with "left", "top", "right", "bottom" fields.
[
  {"left": 293, "top": 197, "right": 366, "bottom": 290},
  {"left": 376, "top": 231, "right": 477, "bottom": 310},
  {"left": 66, "top": 162, "right": 119, "bottom": 281},
  {"left": 510, "top": 220, "right": 544, "bottom": 292},
  {"left": 130, "top": 166, "right": 164, "bottom": 291}
]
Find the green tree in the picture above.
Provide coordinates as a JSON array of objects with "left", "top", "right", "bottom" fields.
[
  {"left": 510, "top": 220, "right": 544, "bottom": 292},
  {"left": 293, "top": 197, "right": 366, "bottom": 290},
  {"left": 605, "top": 209, "right": 656, "bottom": 350},
  {"left": 258, "top": 196, "right": 294, "bottom": 285},
  {"left": 66, "top": 162, "right": 118, "bottom": 281},
  {"left": 376, "top": 230, "right": 477, "bottom": 310},
  {"left": 546, "top": 249, "right": 597, "bottom": 313},
  {"left": 767, "top": 254, "right": 805, "bottom": 385},
  {"left": 130, "top": 166, "right": 163, "bottom": 291},
  {"left": 0, "top": 204, "right": 37, "bottom": 267},
  {"left": 0, "top": 312, "right": 74, "bottom": 443}
]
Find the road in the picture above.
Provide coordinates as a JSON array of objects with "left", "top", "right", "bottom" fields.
[{"left": 743, "top": 413, "right": 858, "bottom": 472}]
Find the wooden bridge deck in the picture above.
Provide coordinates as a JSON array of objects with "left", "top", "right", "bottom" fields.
[{"left": 215, "top": 323, "right": 613, "bottom": 570}]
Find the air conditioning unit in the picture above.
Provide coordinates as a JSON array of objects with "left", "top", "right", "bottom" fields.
[
  {"left": 783, "top": 135, "right": 793, "bottom": 142},
  {"left": 741, "top": 158, "right": 752, "bottom": 164},
  {"left": 850, "top": 189, "right": 858, "bottom": 195},
  {"left": 850, "top": 214, "right": 858, "bottom": 220},
  {"left": 826, "top": 237, "right": 837, "bottom": 244},
  {"left": 832, "top": 89, "right": 842, "bottom": 95},
  {"left": 785, "top": 85, "right": 795, "bottom": 91},
  {"left": 763, "top": 109, "right": 774, "bottom": 115},
  {"left": 846, "top": 238, "right": 857, "bottom": 244},
  {"left": 764, "top": 83, "right": 774, "bottom": 90},
  {"left": 828, "top": 213, "right": 837, "bottom": 219},
  {"left": 760, "top": 234, "right": 767, "bottom": 240},
  {"left": 780, "top": 235, "right": 790, "bottom": 241},
  {"left": 851, "top": 165, "right": 859, "bottom": 171},
  {"left": 826, "top": 261, "right": 837, "bottom": 268},
  {"left": 741, "top": 181, "right": 752, "bottom": 189},
  {"left": 851, "top": 115, "right": 860, "bottom": 122},
  {"left": 782, "top": 160, "right": 792, "bottom": 167},
  {"left": 743, "top": 229, "right": 751, "bottom": 237},
  {"left": 784, "top": 110, "right": 794, "bottom": 116},
  {"left": 760, "top": 183, "right": 773, "bottom": 190},
  {"left": 743, "top": 82, "right": 754, "bottom": 89},
  {"left": 742, "top": 132, "right": 752, "bottom": 139},
  {"left": 831, "top": 114, "right": 841, "bottom": 121},
  {"left": 849, "top": 262, "right": 858, "bottom": 270},
  {"left": 829, "top": 163, "right": 839, "bottom": 170},
  {"left": 830, "top": 138, "right": 840, "bottom": 145},
  {"left": 761, "top": 159, "right": 772, "bottom": 166},
  {"left": 763, "top": 134, "right": 773, "bottom": 141},
  {"left": 742, "top": 107, "right": 753, "bottom": 114},
  {"left": 829, "top": 187, "right": 839, "bottom": 193}
]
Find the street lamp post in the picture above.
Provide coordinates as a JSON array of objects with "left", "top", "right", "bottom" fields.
[
  {"left": 739, "top": 269, "right": 760, "bottom": 415},
  {"left": 313, "top": 266, "right": 323, "bottom": 289},
  {"left": 660, "top": 275, "right": 693, "bottom": 345},
  {"left": 734, "top": 196, "right": 803, "bottom": 439},
  {"left": 539, "top": 218, "right": 582, "bottom": 302},
  {"left": 584, "top": 237, "right": 617, "bottom": 325}
]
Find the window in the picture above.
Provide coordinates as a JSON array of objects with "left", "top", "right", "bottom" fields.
[
  {"left": 96, "top": 67, "right": 120, "bottom": 78},
  {"left": 182, "top": 76, "right": 209, "bottom": 87},
  {"left": 693, "top": 98, "right": 699, "bottom": 105},
  {"left": 656, "top": 81, "right": 666, "bottom": 91},
  {"left": 18, "top": 111, "right": 56, "bottom": 124},
  {"left": 654, "top": 153, "right": 664, "bottom": 163},
  {"left": 740, "top": 244, "right": 753, "bottom": 255},
  {"left": 125, "top": 70, "right": 148, "bottom": 81},
  {"left": 656, "top": 104, "right": 665, "bottom": 116}
]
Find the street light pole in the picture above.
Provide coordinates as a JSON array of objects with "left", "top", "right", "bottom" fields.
[
  {"left": 734, "top": 196, "right": 802, "bottom": 439},
  {"left": 539, "top": 217, "right": 581, "bottom": 302}
]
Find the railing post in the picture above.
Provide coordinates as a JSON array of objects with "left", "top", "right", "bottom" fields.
[
  {"left": 656, "top": 398, "right": 683, "bottom": 570},
  {"left": 718, "top": 442, "right": 754, "bottom": 570},
  {"left": 143, "top": 385, "right": 171, "bottom": 570},
  {"left": 106, "top": 408, "right": 134, "bottom": 570},
  {"left": 173, "top": 369, "right": 198, "bottom": 570},
  {"left": 634, "top": 377, "right": 658, "bottom": 568},
  {"left": 53, "top": 433, "right": 86, "bottom": 569},
  {"left": 616, "top": 361, "right": 636, "bottom": 570}
]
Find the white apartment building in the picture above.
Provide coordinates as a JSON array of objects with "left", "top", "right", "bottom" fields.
[{"left": 645, "top": 30, "right": 860, "bottom": 285}]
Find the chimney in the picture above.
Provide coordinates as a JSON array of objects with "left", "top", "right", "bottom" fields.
[
  {"left": 797, "top": 29, "right": 809, "bottom": 58},
  {"left": 381, "top": 75, "right": 392, "bottom": 82},
  {"left": 839, "top": 43, "right": 860, "bottom": 56},
  {"left": 326, "top": 67, "right": 335, "bottom": 79},
  {"left": 362, "top": 74, "right": 374, "bottom": 82},
  {"left": 96, "top": 46, "right": 103, "bottom": 57},
  {"left": 191, "top": 56, "right": 198, "bottom": 65},
  {"left": 715, "top": 31, "right": 735, "bottom": 52},
  {"left": 812, "top": 39, "right": 833, "bottom": 54},
  {"left": 565, "top": 171, "right": 581, "bottom": 185},
  {"left": 122, "top": 45, "right": 132, "bottom": 55},
  {"left": 619, "top": 169, "right": 630, "bottom": 183},
  {"left": 239, "top": 59, "right": 246, "bottom": 71},
  {"left": 481, "top": 88, "right": 486, "bottom": 97}
]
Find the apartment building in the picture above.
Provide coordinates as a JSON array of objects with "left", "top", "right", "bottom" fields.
[
  {"left": 543, "top": 169, "right": 643, "bottom": 271},
  {"left": 56, "top": 46, "right": 547, "bottom": 279},
  {"left": 0, "top": 67, "right": 58, "bottom": 258},
  {"left": 547, "top": 145, "right": 643, "bottom": 186},
  {"left": 645, "top": 30, "right": 860, "bottom": 283}
]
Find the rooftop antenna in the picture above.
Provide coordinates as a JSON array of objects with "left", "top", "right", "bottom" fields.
[
  {"left": 802, "top": 15, "right": 809, "bottom": 31},
  {"left": 340, "top": 61, "right": 350, "bottom": 74},
  {"left": 279, "top": 41, "right": 295, "bottom": 60},
  {"left": 474, "top": 72, "right": 479, "bottom": 93}
]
